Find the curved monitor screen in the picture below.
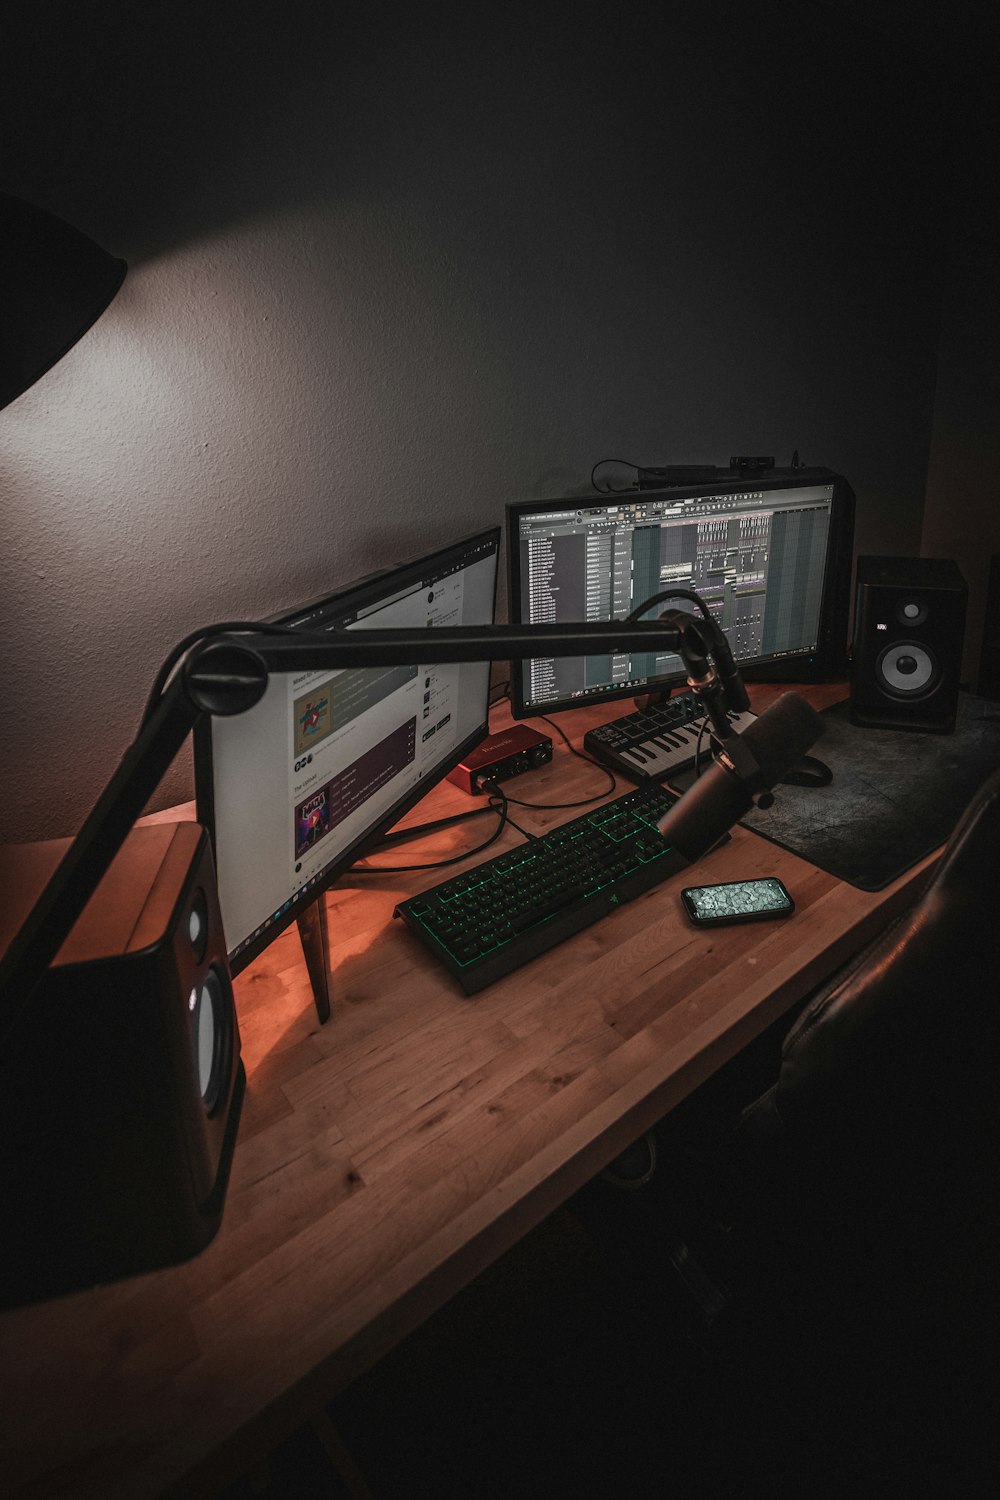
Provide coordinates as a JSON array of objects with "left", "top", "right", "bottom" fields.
[
  {"left": 507, "top": 471, "right": 853, "bottom": 717},
  {"left": 195, "top": 528, "right": 500, "bottom": 974}
]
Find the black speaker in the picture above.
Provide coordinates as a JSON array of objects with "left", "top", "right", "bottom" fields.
[
  {"left": 851, "top": 556, "right": 967, "bottom": 731},
  {"left": 0, "top": 822, "right": 245, "bottom": 1308},
  {"left": 976, "top": 554, "right": 1000, "bottom": 702}
]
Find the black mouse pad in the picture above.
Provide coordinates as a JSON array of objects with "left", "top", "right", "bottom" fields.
[{"left": 669, "top": 693, "right": 1000, "bottom": 890}]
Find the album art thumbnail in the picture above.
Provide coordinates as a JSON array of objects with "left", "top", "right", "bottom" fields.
[
  {"left": 294, "top": 786, "right": 331, "bottom": 858},
  {"left": 293, "top": 684, "right": 334, "bottom": 756}
]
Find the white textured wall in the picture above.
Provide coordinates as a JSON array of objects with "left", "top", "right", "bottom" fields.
[{"left": 0, "top": 2, "right": 958, "bottom": 838}]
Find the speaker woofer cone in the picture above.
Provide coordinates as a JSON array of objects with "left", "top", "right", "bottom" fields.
[
  {"left": 876, "top": 640, "right": 937, "bottom": 697},
  {"left": 190, "top": 966, "right": 231, "bottom": 1114}
]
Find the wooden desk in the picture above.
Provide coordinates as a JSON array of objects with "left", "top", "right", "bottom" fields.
[{"left": 0, "top": 687, "right": 934, "bottom": 1499}]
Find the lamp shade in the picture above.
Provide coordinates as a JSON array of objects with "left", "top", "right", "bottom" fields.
[{"left": 1, "top": 192, "right": 126, "bottom": 410}]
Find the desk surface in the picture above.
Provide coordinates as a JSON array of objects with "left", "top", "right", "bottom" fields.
[{"left": 0, "top": 686, "right": 935, "bottom": 1499}]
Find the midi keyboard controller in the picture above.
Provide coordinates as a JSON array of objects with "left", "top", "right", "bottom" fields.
[{"left": 583, "top": 691, "right": 757, "bottom": 783}]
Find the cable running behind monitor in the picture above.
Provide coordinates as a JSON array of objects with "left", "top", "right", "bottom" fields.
[
  {"left": 195, "top": 528, "right": 500, "bottom": 974},
  {"left": 507, "top": 470, "right": 854, "bottom": 718}
]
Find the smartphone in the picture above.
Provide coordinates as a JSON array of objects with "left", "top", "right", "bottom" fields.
[{"left": 680, "top": 876, "right": 794, "bottom": 927}]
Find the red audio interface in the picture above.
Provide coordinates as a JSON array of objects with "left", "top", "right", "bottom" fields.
[{"left": 447, "top": 725, "right": 553, "bottom": 794}]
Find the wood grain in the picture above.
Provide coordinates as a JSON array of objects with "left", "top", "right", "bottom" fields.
[
  {"left": 0, "top": 687, "right": 935, "bottom": 1500},
  {"left": 0, "top": 823, "right": 205, "bottom": 965}
]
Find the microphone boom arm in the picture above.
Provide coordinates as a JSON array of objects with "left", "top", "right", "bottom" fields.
[{"left": 3, "top": 617, "right": 714, "bottom": 1030}]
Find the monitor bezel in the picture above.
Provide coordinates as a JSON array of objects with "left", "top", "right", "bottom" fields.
[
  {"left": 505, "top": 469, "right": 854, "bottom": 720},
  {"left": 195, "top": 526, "right": 501, "bottom": 977}
]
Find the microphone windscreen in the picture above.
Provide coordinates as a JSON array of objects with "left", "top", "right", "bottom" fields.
[
  {"left": 656, "top": 692, "right": 823, "bottom": 863},
  {"left": 741, "top": 691, "right": 823, "bottom": 784}
]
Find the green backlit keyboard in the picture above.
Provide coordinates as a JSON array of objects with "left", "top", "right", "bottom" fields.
[{"left": 394, "top": 781, "right": 688, "bottom": 994}]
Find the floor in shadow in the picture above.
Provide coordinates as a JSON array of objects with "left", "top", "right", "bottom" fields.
[{"left": 220, "top": 1183, "right": 996, "bottom": 1499}]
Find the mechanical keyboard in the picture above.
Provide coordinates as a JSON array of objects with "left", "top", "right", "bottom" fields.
[
  {"left": 394, "top": 781, "right": 690, "bottom": 994},
  {"left": 583, "top": 691, "right": 757, "bottom": 783}
]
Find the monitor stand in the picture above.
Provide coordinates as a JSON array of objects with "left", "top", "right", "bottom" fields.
[{"left": 296, "top": 897, "right": 331, "bottom": 1023}]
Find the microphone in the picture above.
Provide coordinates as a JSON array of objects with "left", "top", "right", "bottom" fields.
[{"left": 656, "top": 691, "right": 823, "bottom": 862}]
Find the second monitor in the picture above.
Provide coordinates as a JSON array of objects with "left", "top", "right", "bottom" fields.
[
  {"left": 195, "top": 528, "right": 500, "bottom": 977},
  {"left": 506, "top": 469, "right": 855, "bottom": 718}
]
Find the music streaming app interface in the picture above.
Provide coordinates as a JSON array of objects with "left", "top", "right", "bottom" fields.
[{"left": 210, "top": 548, "right": 495, "bottom": 960}]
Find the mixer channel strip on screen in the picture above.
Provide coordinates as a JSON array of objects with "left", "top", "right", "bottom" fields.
[
  {"left": 583, "top": 691, "right": 757, "bottom": 783},
  {"left": 394, "top": 781, "right": 690, "bottom": 994}
]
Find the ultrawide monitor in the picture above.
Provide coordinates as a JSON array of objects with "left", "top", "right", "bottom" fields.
[
  {"left": 507, "top": 470, "right": 854, "bottom": 717},
  {"left": 195, "top": 528, "right": 500, "bottom": 974}
]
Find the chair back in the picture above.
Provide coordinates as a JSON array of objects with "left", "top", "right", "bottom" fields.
[{"left": 774, "top": 766, "right": 1000, "bottom": 1159}]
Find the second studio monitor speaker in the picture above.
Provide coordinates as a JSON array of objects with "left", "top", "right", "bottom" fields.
[
  {"left": 851, "top": 556, "right": 967, "bottom": 732},
  {"left": 0, "top": 822, "right": 245, "bottom": 1309}
]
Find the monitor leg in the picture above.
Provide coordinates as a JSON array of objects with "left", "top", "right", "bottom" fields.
[
  {"left": 634, "top": 687, "right": 676, "bottom": 710},
  {"left": 296, "top": 897, "right": 331, "bottom": 1023}
]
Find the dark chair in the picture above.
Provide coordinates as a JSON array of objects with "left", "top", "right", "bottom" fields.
[
  {"left": 674, "top": 763, "right": 999, "bottom": 1313},
  {"left": 576, "top": 768, "right": 1000, "bottom": 1488}
]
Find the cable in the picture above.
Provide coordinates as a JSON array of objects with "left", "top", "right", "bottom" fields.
[
  {"left": 354, "top": 677, "right": 621, "bottom": 868},
  {"left": 349, "top": 791, "right": 512, "bottom": 875},
  {"left": 140, "top": 619, "right": 298, "bottom": 727},
  {"left": 352, "top": 697, "right": 616, "bottom": 867},
  {"left": 503, "top": 710, "right": 617, "bottom": 809},
  {"left": 590, "top": 458, "right": 641, "bottom": 493},
  {"left": 368, "top": 805, "right": 497, "bottom": 850},
  {"left": 498, "top": 797, "right": 542, "bottom": 843},
  {"left": 693, "top": 713, "right": 712, "bottom": 778},
  {"left": 482, "top": 690, "right": 618, "bottom": 810},
  {"left": 626, "top": 587, "right": 714, "bottom": 627}
]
